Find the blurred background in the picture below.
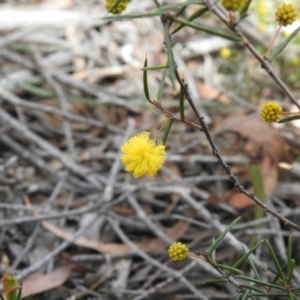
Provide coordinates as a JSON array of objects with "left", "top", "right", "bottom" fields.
[{"left": 1, "top": 0, "right": 300, "bottom": 299}]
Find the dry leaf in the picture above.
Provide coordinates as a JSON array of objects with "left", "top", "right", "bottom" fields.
[
  {"left": 228, "top": 192, "right": 256, "bottom": 209},
  {"left": 196, "top": 82, "right": 230, "bottom": 103},
  {"left": 41, "top": 216, "right": 192, "bottom": 254},
  {"left": 217, "top": 115, "right": 291, "bottom": 196},
  {"left": 24, "top": 196, "right": 192, "bottom": 255},
  {"left": 21, "top": 267, "right": 72, "bottom": 298},
  {"left": 230, "top": 117, "right": 290, "bottom": 195}
]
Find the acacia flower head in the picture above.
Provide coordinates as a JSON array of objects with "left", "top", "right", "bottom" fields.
[
  {"left": 168, "top": 242, "right": 189, "bottom": 261},
  {"left": 221, "top": 0, "right": 247, "bottom": 12},
  {"left": 105, "top": 0, "right": 128, "bottom": 15},
  {"left": 275, "top": 3, "right": 298, "bottom": 26},
  {"left": 260, "top": 101, "right": 283, "bottom": 123},
  {"left": 257, "top": 1, "right": 267, "bottom": 16},
  {"left": 220, "top": 47, "right": 232, "bottom": 58},
  {"left": 120, "top": 131, "right": 166, "bottom": 178}
]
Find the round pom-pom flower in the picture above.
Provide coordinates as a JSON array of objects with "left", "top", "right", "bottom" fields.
[
  {"left": 120, "top": 131, "right": 166, "bottom": 178},
  {"left": 220, "top": 47, "right": 232, "bottom": 58},
  {"left": 221, "top": 0, "right": 247, "bottom": 12},
  {"left": 168, "top": 242, "right": 189, "bottom": 261},
  {"left": 275, "top": 3, "right": 298, "bottom": 26},
  {"left": 105, "top": 0, "right": 128, "bottom": 15},
  {"left": 260, "top": 101, "right": 282, "bottom": 123}
]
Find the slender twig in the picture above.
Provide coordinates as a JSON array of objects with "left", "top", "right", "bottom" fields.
[
  {"left": 159, "top": 14, "right": 300, "bottom": 232},
  {"left": 147, "top": 98, "right": 203, "bottom": 131},
  {"left": 174, "top": 67, "right": 300, "bottom": 231},
  {"left": 0, "top": 132, "right": 98, "bottom": 192},
  {"left": 0, "top": 203, "right": 100, "bottom": 227},
  {"left": 107, "top": 214, "right": 209, "bottom": 300},
  {"left": 33, "top": 48, "right": 76, "bottom": 159},
  {"left": 203, "top": 252, "right": 245, "bottom": 293},
  {"left": 265, "top": 25, "right": 282, "bottom": 59},
  {"left": 0, "top": 179, "right": 144, "bottom": 227},
  {"left": 0, "top": 86, "right": 122, "bottom": 134},
  {"left": 0, "top": 183, "right": 145, "bottom": 292},
  {"left": 131, "top": 262, "right": 198, "bottom": 300},
  {"left": 0, "top": 107, "right": 103, "bottom": 188}
]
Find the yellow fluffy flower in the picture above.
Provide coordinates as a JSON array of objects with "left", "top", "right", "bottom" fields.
[
  {"left": 220, "top": 0, "right": 247, "bottom": 12},
  {"left": 260, "top": 101, "right": 282, "bottom": 123},
  {"left": 275, "top": 3, "right": 298, "bottom": 26},
  {"left": 220, "top": 47, "right": 232, "bottom": 58},
  {"left": 290, "top": 57, "right": 300, "bottom": 66},
  {"left": 120, "top": 131, "right": 166, "bottom": 178},
  {"left": 168, "top": 242, "right": 189, "bottom": 261},
  {"left": 257, "top": 1, "right": 267, "bottom": 16},
  {"left": 105, "top": 0, "right": 128, "bottom": 15},
  {"left": 258, "top": 23, "right": 267, "bottom": 32}
]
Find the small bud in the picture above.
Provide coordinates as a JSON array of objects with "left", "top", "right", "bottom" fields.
[
  {"left": 2, "top": 274, "right": 20, "bottom": 300},
  {"left": 260, "top": 101, "right": 283, "bottom": 123},
  {"left": 221, "top": 0, "right": 247, "bottom": 12},
  {"left": 168, "top": 242, "right": 189, "bottom": 261},
  {"left": 275, "top": 3, "right": 298, "bottom": 26},
  {"left": 105, "top": 0, "right": 128, "bottom": 15}
]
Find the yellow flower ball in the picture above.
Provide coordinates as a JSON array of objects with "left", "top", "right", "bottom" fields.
[
  {"left": 258, "top": 23, "right": 267, "bottom": 32},
  {"left": 257, "top": 2, "right": 267, "bottom": 16},
  {"left": 275, "top": 3, "right": 298, "bottom": 26},
  {"left": 120, "top": 131, "right": 166, "bottom": 178},
  {"left": 221, "top": 0, "right": 247, "bottom": 12},
  {"left": 290, "top": 57, "right": 300, "bottom": 66},
  {"left": 220, "top": 47, "right": 232, "bottom": 58},
  {"left": 260, "top": 101, "right": 283, "bottom": 123},
  {"left": 105, "top": 0, "right": 128, "bottom": 15},
  {"left": 168, "top": 242, "right": 189, "bottom": 261}
]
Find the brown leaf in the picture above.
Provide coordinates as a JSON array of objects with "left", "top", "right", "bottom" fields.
[
  {"left": 228, "top": 192, "right": 255, "bottom": 209},
  {"left": 196, "top": 82, "right": 230, "bottom": 103},
  {"left": 229, "top": 116, "right": 289, "bottom": 162},
  {"left": 231, "top": 117, "right": 289, "bottom": 195},
  {"left": 167, "top": 209, "right": 195, "bottom": 239},
  {"left": 41, "top": 214, "right": 192, "bottom": 254},
  {"left": 24, "top": 196, "right": 192, "bottom": 255},
  {"left": 260, "top": 155, "right": 278, "bottom": 195},
  {"left": 21, "top": 267, "right": 72, "bottom": 298},
  {"left": 217, "top": 115, "right": 291, "bottom": 196}
]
